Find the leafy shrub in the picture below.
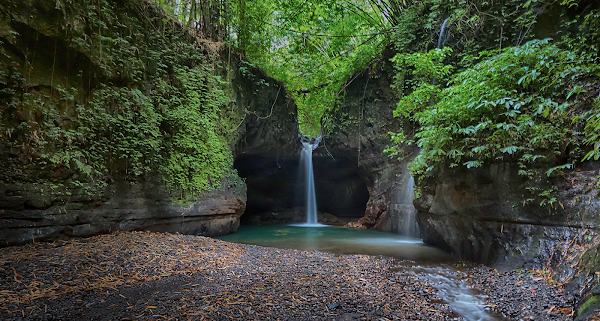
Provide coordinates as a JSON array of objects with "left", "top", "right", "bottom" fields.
[
  {"left": 160, "top": 65, "right": 234, "bottom": 197},
  {"left": 388, "top": 39, "right": 599, "bottom": 201}
]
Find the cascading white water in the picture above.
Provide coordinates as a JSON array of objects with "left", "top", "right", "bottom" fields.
[
  {"left": 393, "top": 169, "right": 418, "bottom": 237},
  {"left": 437, "top": 18, "right": 450, "bottom": 49},
  {"left": 399, "top": 266, "right": 495, "bottom": 321},
  {"left": 432, "top": 18, "right": 450, "bottom": 88},
  {"left": 301, "top": 141, "right": 318, "bottom": 224},
  {"left": 393, "top": 17, "right": 450, "bottom": 235},
  {"left": 400, "top": 174, "right": 417, "bottom": 236}
]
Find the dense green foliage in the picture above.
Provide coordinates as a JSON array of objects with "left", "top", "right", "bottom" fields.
[
  {"left": 3, "top": 0, "right": 598, "bottom": 206},
  {"left": 0, "top": 0, "right": 241, "bottom": 199},
  {"left": 159, "top": 65, "right": 236, "bottom": 196},
  {"left": 385, "top": 0, "right": 600, "bottom": 204},
  {"left": 390, "top": 40, "right": 598, "bottom": 169},
  {"left": 226, "top": 0, "right": 393, "bottom": 137},
  {"left": 154, "top": 0, "right": 600, "bottom": 205}
]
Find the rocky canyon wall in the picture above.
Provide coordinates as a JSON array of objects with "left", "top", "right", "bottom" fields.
[
  {"left": 338, "top": 49, "right": 600, "bottom": 299},
  {"left": 321, "top": 49, "right": 420, "bottom": 235},
  {"left": 0, "top": 0, "right": 293, "bottom": 245},
  {"left": 415, "top": 162, "right": 600, "bottom": 268}
]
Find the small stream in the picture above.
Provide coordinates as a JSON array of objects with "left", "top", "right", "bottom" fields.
[
  {"left": 219, "top": 224, "right": 499, "bottom": 321},
  {"left": 395, "top": 265, "right": 496, "bottom": 321}
]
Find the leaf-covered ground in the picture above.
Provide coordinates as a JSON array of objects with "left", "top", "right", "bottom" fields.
[{"left": 0, "top": 231, "right": 577, "bottom": 320}]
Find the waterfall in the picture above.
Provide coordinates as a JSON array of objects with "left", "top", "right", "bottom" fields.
[
  {"left": 432, "top": 18, "right": 450, "bottom": 87},
  {"left": 395, "top": 169, "right": 418, "bottom": 236},
  {"left": 301, "top": 141, "right": 318, "bottom": 224},
  {"left": 437, "top": 18, "right": 450, "bottom": 49},
  {"left": 298, "top": 134, "right": 322, "bottom": 226}
]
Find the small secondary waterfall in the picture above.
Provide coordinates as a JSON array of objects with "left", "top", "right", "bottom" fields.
[
  {"left": 394, "top": 169, "right": 418, "bottom": 236},
  {"left": 396, "top": 18, "right": 449, "bottom": 234},
  {"left": 399, "top": 172, "right": 416, "bottom": 236},
  {"left": 432, "top": 18, "right": 450, "bottom": 86},
  {"left": 437, "top": 18, "right": 450, "bottom": 49}
]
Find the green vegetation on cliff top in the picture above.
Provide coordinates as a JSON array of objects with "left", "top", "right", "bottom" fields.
[
  {"left": 0, "top": 0, "right": 242, "bottom": 200},
  {"left": 382, "top": 0, "right": 600, "bottom": 204},
  {"left": 219, "top": 0, "right": 600, "bottom": 203},
  {"left": 1, "top": 0, "right": 599, "bottom": 204},
  {"left": 216, "top": 0, "right": 600, "bottom": 204},
  {"left": 223, "top": 0, "right": 393, "bottom": 137}
]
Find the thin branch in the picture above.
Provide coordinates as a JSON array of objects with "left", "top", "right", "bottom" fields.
[
  {"left": 247, "top": 86, "right": 281, "bottom": 119},
  {"left": 338, "top": 70, "right": 365, "bottom": 94},
  {"left": 267, "top": 22, "right": 394, "bottom": 38},
  {"left": 321, "top": 137, "right": 335, "bottom": 160},
  {"left": 298, "top": 32, "right": 387, "bottom": 77}
]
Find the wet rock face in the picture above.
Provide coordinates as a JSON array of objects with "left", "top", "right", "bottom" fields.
[
  {"left": 313, "top": 155, "right": 371, "bottom": 217},
  {"left": 414, "top": 161, "right": 600, "bottom": 267},
  {"left": 234, "top": 153, "right": 369, "bottom": 221},
  {"left": 233, "top": 67, "right": 299, "bottom": 157},
  {"left": 411, "top": 161, "right": 600, "bottom": 319},
  {"left": 0, "top": 178, "right": 246, "bottom": 246}
]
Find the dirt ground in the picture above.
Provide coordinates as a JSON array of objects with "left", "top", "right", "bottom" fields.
[{"left": 0, "top": 231, "right": 575, "bottom": 320}]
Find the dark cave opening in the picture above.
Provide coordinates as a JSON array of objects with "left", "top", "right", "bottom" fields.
[{"left": 234, "top": 153, "right": 370, "bottom": 224}]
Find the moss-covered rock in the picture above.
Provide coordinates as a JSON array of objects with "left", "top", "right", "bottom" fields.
[
  {"left": 0, "top": 0, "right": 247, "bottom": 197},
  {"left": 0, "top": 0, "right": 258, "bottom": 245},
  {"left": 577, "top": 295, "right": 600, "bottom": 320}
]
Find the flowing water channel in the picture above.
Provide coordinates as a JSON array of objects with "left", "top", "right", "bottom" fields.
[{"left": 219, "top": 225, "right": 497, "bottom": 321}]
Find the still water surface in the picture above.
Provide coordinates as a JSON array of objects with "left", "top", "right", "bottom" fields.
[{"left": 219, "top": 224, "right": 452, "bottom": 263}]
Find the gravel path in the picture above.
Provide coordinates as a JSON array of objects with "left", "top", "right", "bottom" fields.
[{"left": 0, "top": 231, "right": 575, "bottom": 320}]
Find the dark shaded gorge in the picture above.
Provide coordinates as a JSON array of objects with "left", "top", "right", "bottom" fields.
[{"left": 234, "top": 153, "right": 370, "bottom": 223}]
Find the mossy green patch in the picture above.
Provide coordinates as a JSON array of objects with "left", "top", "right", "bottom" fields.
[
  {"left": 0, "top": 0, "right": 244, "bottom": 201},
  {"left": 578, "top": 295, "right": 600, "bottom": 318}
]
